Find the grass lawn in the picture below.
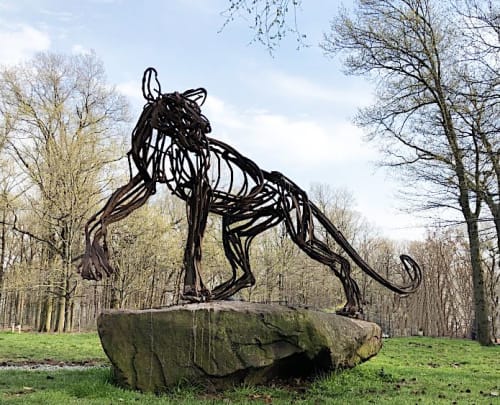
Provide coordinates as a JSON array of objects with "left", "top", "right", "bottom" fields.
[
  {"left": 0, "top": 331, "right": 498, "bottom": 404},
  {"left": 0, "top": 332, "right": 107, "bottom": 365}
]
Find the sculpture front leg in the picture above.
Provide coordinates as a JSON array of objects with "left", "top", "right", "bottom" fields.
[
  {"left": 181, "top": 181, "right": 211, "bottom": 301},
  {"left": 79, "top": 175, "right": 153, "bottom": 280}
]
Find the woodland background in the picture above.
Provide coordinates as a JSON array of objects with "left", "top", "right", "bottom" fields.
[
  {"left": 0, "top": 52, "right": 497, "bottom": 339},
  {"left": 0, "top": 0, "right": 499, "bottom": 341}
]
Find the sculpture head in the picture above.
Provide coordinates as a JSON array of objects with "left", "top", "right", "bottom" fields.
[
  {"left": 142, "top": 68, "right": 211, "bottom": 147},
  {"left": 155, "top": 89, "right": 211, "bottom": 137}
]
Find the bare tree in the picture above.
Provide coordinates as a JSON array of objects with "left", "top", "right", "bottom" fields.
[
  {"left": 455, "top": 0, "right": 500, "bottom": 257},
  {"left": 321, "top": 0, "right": 497, "bottom": 345},
  {"left": 0, "top": 52, "right": 129, "bottom": 331},
  {"left": 363, "top": 229, "right": 474, "bottom": 338}
]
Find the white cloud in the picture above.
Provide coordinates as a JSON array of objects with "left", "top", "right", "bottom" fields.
[
  {"left": 89, "top": 0, "right": 123, "bottom": 3},
  {"left": 202, "top": 94, "right": 425, "bottom": 241},
  {"left": 204, "top": 94, "right": 376, "bottom": 168},
  {"left": 40, "top": 9, "right": 75, "bottom": 23},
  {"left": 0, "top": 3, "right": 16, "bottom": 12},
  {"left": 71, "top": 44, "right": 92, "bottom": 55},
  {"left": 262, "top": 70, "right": 374, "bottom": 107},
  {"left": 372, "top": 211, "right": 426, "bottom": 242},
  {"left": 0, "top": 24, "right": 50, "bottom": 65},
  {"left": 174, "top": 0, "right": 215, "bottom": 14},
  {"left": 204, "top": 96, "right": 245, "bottom": 132},
  {"left": 116, "top": 80, "right": 144, "bottom": 106}
]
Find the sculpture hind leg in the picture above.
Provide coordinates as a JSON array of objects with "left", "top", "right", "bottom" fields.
[
  {"left": 211, "top": 211, "right": 282, "bottom": 300},
  {"left": 79, "top": 175, "right": 155, "bottom": 280},
  {"left": 210, "top": 217, "right": 257, "bottom": 300},
  {"left": 302, "top": 236, "right": 362, "bottom": 314},
  {"left": 208, "top": 216, "right": 242, "bottom": 299},
  {"left": 290, "top": 232, "right": 362, "bottom": 315},
  {"left": 279, "top": 187, "right": 363, "bottom": 315}
]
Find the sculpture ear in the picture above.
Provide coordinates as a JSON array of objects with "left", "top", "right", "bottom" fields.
[
  {"left": 142, "top": 67, "right": 162, "bottom": 101},
  {"left": 183, "top": 88, "right": 207, "bottom": 106}
]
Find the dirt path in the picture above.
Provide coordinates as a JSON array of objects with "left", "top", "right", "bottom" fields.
[{"left": 0, "top": 359, "right": 108, "bottom": 371}]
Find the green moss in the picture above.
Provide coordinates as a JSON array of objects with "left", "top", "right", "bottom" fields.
[{"left": 98, "top": 303, "right": 382, "bottom": 391}]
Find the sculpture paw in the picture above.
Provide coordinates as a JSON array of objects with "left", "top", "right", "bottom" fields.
[
  {"left": 336, "top": 305, "right": 364, "bottom": 319},
  {"left": 78, "top": 254, "right": 102, "bottom": 281},
  {"left": 181, "top": 286, "right": 212, "bottom": 303}
]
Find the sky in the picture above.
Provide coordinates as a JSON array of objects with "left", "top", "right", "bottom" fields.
[{"left": 0, "top": 0, "right": 428, "bottom": 241}]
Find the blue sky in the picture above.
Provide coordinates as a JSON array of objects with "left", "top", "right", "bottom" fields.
[{"left": 0, "top": 0, "right": 427, "bottom": 240}]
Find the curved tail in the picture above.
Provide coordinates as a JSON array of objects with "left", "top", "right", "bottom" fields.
[{"left": 310, "top": 203, "right": 422, "bottom": 295}]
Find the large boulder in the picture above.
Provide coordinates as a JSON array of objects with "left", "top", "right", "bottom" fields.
[{"left": 97, "top": 301, "right": 382, "bottom": 391}]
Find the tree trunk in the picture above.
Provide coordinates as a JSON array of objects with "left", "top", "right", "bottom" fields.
[
  {"left": 0, "top": 208, "right": 6, "bottom": 302},
  {"left": 466, "top": 219, "right": 492, "bottom": 345},
  {"left": 64, "top": 297, "right": 73, "bottom": 332},
  {"left": 55, "top": 295, "right": 65, "bottom": 332},
  {"left": 35, "top": 293, "right": 43, "bottom": 331},
  {"left": 494, "top": 215, "right": 500, "bottom": 259},
  {"left": 108, "top": 271, "right": 119, "bottom": 309},
  {"left": 40, "top": 295, "right": 53, "bottom": 332},
  {"left": 16, "top": 292, "right": 24, "bottom": 327}
]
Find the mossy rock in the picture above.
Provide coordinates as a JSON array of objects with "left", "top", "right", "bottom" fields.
[{"left": 97, "top": 301, "right": 382, "bottom": 392}]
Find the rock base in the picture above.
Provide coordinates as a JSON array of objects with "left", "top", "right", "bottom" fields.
[{"left": 97, "top": 301, "right": 382, "bottom": 392}]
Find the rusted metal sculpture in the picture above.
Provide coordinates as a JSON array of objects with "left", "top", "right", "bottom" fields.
[{"left": 79, "top": 68, "right": 422, "bottom": 314}]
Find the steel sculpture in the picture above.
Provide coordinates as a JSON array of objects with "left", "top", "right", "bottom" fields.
[{"left": 79, "top": 68, "right": 422, "bottom": 314}]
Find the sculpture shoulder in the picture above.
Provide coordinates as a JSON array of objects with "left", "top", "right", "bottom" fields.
[{"left": 207, "top": 136, "right": 264, "bottom": 183}]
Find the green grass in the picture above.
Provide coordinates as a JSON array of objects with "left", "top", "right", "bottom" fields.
[
  {"left": 0, "top": 332, "right": 498, "bottom": 404},
  {"left": 0, "top": 331, "right": 108, "bottom": 364}
]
